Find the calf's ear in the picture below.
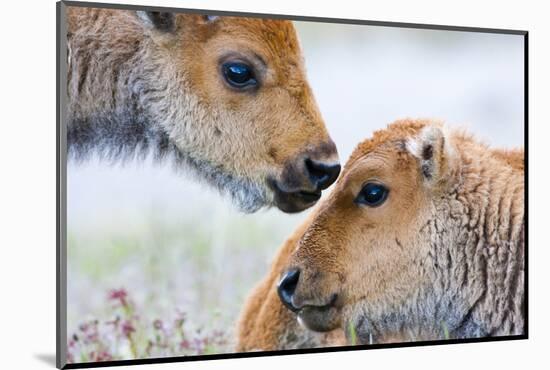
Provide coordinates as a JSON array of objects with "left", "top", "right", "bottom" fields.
[
  {"left": 136, "top": 11, "right": 176, "bottom": 33},
  {"left": 407, "top": 124, "right": 454, "bottom": 185}
]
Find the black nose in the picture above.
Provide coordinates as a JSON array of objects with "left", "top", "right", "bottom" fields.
[
  {"left": 277, "top": 268, "right": 301, "bottom": 312},
  {"left": 304, "top": 159, "right": 341, "bottom": 191}
]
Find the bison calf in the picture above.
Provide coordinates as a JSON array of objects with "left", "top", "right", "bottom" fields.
[
  {"left": 66, "top": 7, "right": 339, "bottom": 213},
  {"left": 237, "top": 118, "right": 524, "bottom": 350}
]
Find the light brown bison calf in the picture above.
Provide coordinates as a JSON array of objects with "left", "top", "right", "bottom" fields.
[
  {"left": 65, "top": 6, "right": 339, "bottom": 213},
  {"left": 237, "top": 119, "right": 524, "bottom": 350}
]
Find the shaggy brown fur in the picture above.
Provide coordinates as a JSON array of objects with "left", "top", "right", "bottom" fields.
[
  {"left": 237, "top": 119, "right": 524, "bottom": 350},
  {"left": 66, "top": 7, "right": 339, "bottom": 213}
]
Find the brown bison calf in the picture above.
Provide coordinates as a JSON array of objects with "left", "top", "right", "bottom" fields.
[
  {"left": 237, "top": 119, "right": 524, "bottom": 350},
  {"left": 65, "top": 7, "right": 339, "bottom": 213}
]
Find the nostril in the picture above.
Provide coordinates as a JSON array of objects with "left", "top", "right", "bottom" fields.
[
  {"left": 305, "top": 158, "right": 341, "bottom": 191},
  {"left": 277, "top": 268, "right": 300, "bottom": 312}
]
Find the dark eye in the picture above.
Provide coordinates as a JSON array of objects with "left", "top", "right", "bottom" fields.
[
  {"left": 355, "top": 183, "right": 389, "bottom": 207},
  {"left": 222, "top": 62, "right": 257, "bottom": 89}
]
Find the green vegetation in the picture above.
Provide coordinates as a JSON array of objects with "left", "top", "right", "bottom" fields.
[{"left": 67, "top": 207, "right": 307, "bottom": 362}]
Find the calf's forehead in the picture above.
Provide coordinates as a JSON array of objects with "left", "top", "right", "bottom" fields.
[
  {"left": 345, "top": 120, "right": 431, "bottom": 168},
  {"left": 215, "top": 18, "right": 300, "bottom": 57},
  {"left": 342, "top": 143, "right": 415, "bottom": 185}
]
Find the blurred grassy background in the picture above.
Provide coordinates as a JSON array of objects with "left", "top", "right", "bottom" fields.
[{"left": 67, "top": 20, "right": 524, "bottom": 359}]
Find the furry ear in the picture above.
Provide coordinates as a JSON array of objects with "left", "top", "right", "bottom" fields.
[
  {"left": 406, "top": 124, "right": 452, "bottom": 184},
  {"left": 136, "top": 11, "right": 176, "bottom": 33}
]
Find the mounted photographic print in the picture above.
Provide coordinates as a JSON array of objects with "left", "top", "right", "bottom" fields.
[{"left": 56, "top": 1, "right": 527, "bottom": 368}]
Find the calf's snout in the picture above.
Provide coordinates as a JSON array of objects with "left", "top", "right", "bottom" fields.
[
  {"left": 277, "top": 265, "right": 343, "bottom": 333},
  {"left": 269, "top": 141, "right": 340, "bottom": 213},
  {"left": 277, "top": 268, "right": 301, "bottom": 312},
  {"left": 304, "top": 158, "right": 341, "bottom": 192}
]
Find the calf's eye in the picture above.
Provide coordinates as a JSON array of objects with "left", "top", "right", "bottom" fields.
[
  {"left": 355, "top": 183, "right": 389, "bottom": 207},
  {"left": 222, "top": 62, "right": 257, "bottom": 89}
]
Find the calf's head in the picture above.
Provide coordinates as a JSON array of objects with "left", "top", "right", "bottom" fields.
[
  {"left": 278, "top": 119, "right": 460, "bottom": 343},
  {"left": 137, "top": 12, "right": 339, "bottom": 212}
]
